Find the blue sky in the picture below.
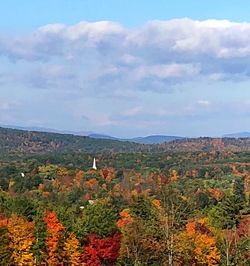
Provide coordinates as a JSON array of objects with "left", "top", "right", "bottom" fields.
[
  {"left": 2, "top": 0, "right": 250, "bottom": 30},
  {"left": 0, "top": 1, "right": 250, "bottom": 137}
]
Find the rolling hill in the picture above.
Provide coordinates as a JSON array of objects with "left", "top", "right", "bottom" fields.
[
  {"left": 1, "top": 125, "right": 184, "bottom": 144},
  {"left": 0, "top": 127, "right": 147, "bottom": 155},
  {"left": 1, "top": 127, "right": 250, "bottom": 156},
  {"left": 88, "top": 133, "right": 184, "bottom": 144}
]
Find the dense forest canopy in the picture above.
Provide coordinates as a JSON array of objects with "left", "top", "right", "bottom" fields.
[{"left": 0, "top": 127, "right": 249, "bottom": 265}]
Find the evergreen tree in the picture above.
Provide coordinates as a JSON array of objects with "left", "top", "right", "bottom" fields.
[{"left": 208, "top": 194, "right": 242, "bottom": 229}]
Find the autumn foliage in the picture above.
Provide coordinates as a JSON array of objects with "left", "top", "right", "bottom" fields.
[
  {"left": 82, "top": 232, "right": 121, "bottom": 266},
  {"left": 7, "top": 214, "right": 35, "bottom": 266},
  {"left": 44, "top": 211, "right": 64, "bottom": 265},
  {"left": 0, "top": 145, "right": 249, "bottom": 265},
  {"left": 116, "top": 209, "right": 133, "bottom": 228},
  {"left": 176, "top": 218, "right": 220, "bottom": 266},
  {"left": 63, "top": 232, "right": 81, "bottom": 266}
]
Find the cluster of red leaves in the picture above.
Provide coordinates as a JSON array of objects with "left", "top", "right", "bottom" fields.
[
  {"left": 101, "top": 168, "right": 115, "bottom": 182},
  {"left": 101, "top": 169, "right": 110, "bottom": 179},
  {"left": 237, "top": 216, "right": 250, "bottom": 238},
  {"left": 85, "top": 192, "right": 91, "bottom": 201},
  {"left": 0, "top": 214, "right": 8, "bottom": 227},
  {"left": 82, "top": 232, "right": 121, "bottom": 266},
  {"left": 223, "top": 216, "right": 250, "bottom": 259},
  {"left": 44, "top": 211, "right": 64, "bottom": 266}
]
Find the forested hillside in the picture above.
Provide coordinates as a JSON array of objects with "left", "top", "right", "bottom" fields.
[
  {"left": 1, "top": 127, "right": 250, "bottom": 156},
  {"left": 0, "top": 127, "right": 147, "bottom": 155}
]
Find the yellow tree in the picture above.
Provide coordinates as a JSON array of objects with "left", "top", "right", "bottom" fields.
[
  {"left": 170, "top": 169, "right": 178, "bottom": 182},
  {"left": 7, "top": 214, "right": 35, "bottom": 266},
  {"left": 175, "top": 218, "right": 220, "bottom": 266},
  {"left": 63, "top": 233, "right": 81, "bottom": 266}
]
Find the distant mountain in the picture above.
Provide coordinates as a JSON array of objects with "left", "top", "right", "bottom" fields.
[
  {"left": 1, "top": 124, "right": 184, "bottom": 144},
  {"left": 130, "top": 135, "right": 184, "bottom": 144},
  {"left": 0, "top": 124, "right": 92, "bottom": 136},
  {"left": 88, "top": 133, "right": 184, "bottom": 144},
  {"left": 88, "top": 133, "right": 119, "bottom": 140},
  {"left": 223, "top": 132, "right": 250, "bottom": 138}
]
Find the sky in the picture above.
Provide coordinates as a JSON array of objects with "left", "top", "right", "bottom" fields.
[{"left": 0, "top": 0, "right": 250, "bottom": 138}]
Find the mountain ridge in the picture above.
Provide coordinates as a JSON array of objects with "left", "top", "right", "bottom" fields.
[
  {"left": 1, "top": 127, "right": 250, "bottom": 155},
  {"left": 0, "top": 124, "right": 185, "bottom": 144}
]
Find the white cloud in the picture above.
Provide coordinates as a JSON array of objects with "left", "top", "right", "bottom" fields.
[
  {"left": 133, "top": 63, "right": 200, "bottom": 80},
  {"left": 2, "top": 18, "right": 250, "bottom": 95},
  {"left": 197, "top": 100, "right": 210, "bottom": 106}
]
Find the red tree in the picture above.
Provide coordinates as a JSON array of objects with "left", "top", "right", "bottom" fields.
[{"left": 82, "top": 232, "right": 121, "bottom": 266}]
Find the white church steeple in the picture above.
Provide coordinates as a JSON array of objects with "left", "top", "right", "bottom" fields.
[{"left": 92, "top": 157, "right": 97, "bottom": 170}]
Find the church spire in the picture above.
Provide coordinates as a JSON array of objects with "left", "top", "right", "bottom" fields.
[{"left": 92, "top": 157, "right": 97, "bottom": 170}]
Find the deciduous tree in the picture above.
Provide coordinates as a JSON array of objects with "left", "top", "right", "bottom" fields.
[
  {"left": 7, "top": 214, "right": 35, "bottom": 266},
  {"left": 44, "top": 211, "right": 64, "bottom": 265}
]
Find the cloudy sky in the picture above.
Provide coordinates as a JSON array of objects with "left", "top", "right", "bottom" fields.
[{"left": 1, "top": 0, "right": 250, "bottom": 137}]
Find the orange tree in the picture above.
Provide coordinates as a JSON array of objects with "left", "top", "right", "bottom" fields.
[{"left": 44, "top": 211, "right": 64, "bottom": 265}]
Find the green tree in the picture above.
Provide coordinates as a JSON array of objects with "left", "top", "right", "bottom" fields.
[
  {"left": 4, "top": 196, "right": 37, "bottom": 221},
  {"left": 119, "top": 196, "right": 165, "bottom": 265},
  {"left": 208, "top": 194, "right": 242, "bottom": 229},
  {"left": 74, "top": 198, "right": 118, "bottom": 239}
]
